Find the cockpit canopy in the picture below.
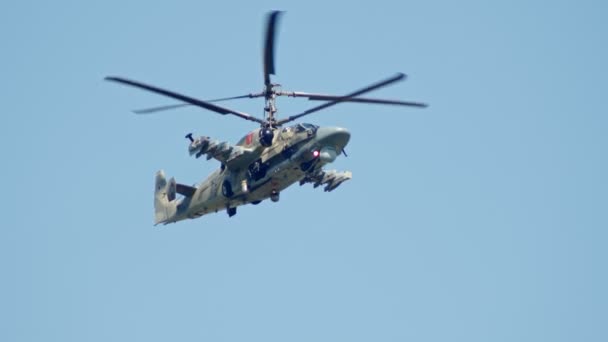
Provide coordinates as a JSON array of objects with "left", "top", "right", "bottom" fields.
[
  {"left": 282, "top": 123, "right": 319, "bottom": 134},
  {"left": 294, "top": 123, "right": 318, "bottom": 133},
  {"left": 237, "top": 123, "right": 319, "bottom": 146}
]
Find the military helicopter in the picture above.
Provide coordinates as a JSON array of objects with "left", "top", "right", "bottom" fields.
[{"left": 105, "top": 11, "right": 427, "bottom": 224}]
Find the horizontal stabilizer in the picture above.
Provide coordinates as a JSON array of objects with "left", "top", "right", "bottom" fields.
[{"left": 176, "top": 183, "right": 196, "bottom": 197}]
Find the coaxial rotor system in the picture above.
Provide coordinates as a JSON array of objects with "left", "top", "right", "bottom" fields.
[{"left": 105, "top": 11, "right": 427, "bottom": 131}]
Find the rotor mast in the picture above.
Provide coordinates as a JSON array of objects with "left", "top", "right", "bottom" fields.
[
  {"left": 264, "top": 84, "right": 280, "bottom": 127},
  {"left": 262, "top": 10, "right": 283, "bottom": 127}
]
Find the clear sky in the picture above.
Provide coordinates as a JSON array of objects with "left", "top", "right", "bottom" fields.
[{"left": 2, "top": 1, "right": 607, "bottom": 341}]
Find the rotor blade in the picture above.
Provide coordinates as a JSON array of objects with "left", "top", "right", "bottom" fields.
[
  {"left": 132, "top": 93, "right": 264, "bottom": 114},
  {"left": 206, "top": 93, "right": 264, "bottom": 102},
  {"left": 276, "top": 73, "right": 406, "bottom": 125},
  {"left": 105, "top": 76, "right": 265, "bottom": 124},
  {"left": 281, "top": 91, "right": 428, "bottom": 108},
  {"left": 133, "top": 103, "right": 191, "bottom": 114},
  {"left": 263, "top": 11, "right": 283, "bottom": 87}
]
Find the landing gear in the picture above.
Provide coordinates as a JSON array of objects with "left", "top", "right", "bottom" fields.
[
  {"left": 227, "top": 207, "right": 237, "bottom": 217},
  {"left": 270, "top": 190, "right": 280, "bottom": 202},
  {"left": 222, "top": 180, "right": 234, "bottom": 198}
]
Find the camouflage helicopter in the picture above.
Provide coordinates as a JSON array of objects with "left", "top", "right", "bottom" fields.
[{"left": 105, "top": 11, "right": 427, "bottom": 224}]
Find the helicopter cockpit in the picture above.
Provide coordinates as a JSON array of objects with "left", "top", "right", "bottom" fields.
[
  {"left": 280, "top": 123, "right": 318, "bottom": 139},
  {"left": 236, "top": 123, "right": 318, "bottom": 147},
  {"left": 295, "top": 123, "right": 318, "bottom": 133}
]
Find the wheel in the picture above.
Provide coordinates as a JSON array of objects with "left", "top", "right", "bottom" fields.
[
  {"left": 222, "top": 180, "right": 234, "bottom": 198},
  {"left": 270, "top": 190, "right": 280, "bottom": 202},
  {"left": 251, "top": 200, "right": 262, "bottom": 205}
]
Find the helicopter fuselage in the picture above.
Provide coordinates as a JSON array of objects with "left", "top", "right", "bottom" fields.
[{"left": 155, "top": 123, "right": 351, "bottom": 223}]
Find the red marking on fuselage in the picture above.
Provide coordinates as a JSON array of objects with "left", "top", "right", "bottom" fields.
[{"left": 246, "top": 132, "right": 253, "bottom": 145}]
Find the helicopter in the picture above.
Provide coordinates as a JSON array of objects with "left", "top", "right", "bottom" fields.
[{"left": 105, "top": 11, "right": 427, "bottom": 224}]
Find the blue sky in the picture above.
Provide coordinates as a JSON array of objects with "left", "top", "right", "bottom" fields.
[{"left": 2, "top": 1, "right": 607, "bottom": 341}]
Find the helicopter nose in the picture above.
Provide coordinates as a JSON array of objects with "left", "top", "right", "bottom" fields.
[{"left": 316, "top": 126, "right": 351, "bottom": 150}]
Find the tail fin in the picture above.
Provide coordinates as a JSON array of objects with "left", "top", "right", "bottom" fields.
[{"left": 154, "top": 170, "right": 177, "bottom": 225}]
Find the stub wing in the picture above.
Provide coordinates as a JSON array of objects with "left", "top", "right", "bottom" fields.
[
  {"left": 188, "top": 136, "right": 261, "bottom": 170},
  {"left": 300, "top": 169, "right": 352, "bottom": 192}
]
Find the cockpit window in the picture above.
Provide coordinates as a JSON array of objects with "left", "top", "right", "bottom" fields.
[
  {"left": 301, "top": 123, "right": 318, "bottom": 130},
  {"left": 293, "top": 123, "right": 318, "bottom": 133}
]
